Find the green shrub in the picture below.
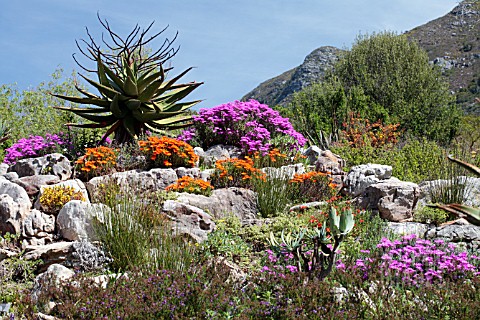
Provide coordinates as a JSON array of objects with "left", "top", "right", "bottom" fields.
[
  {"left": 252, "top": 171, "right": 293, "bottom": 218},
  {"left": 413, "top": 206, "right": 451, "bottom": 225}
]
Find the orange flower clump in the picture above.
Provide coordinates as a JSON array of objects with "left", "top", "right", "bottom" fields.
[
  {"left": 289, "top": 171, "right": 337, "bottom": 203},
  {"left": 165, "top": 176, "right": 214, "bottom": 196},
  {"left": 75, "top": 146, "right": 117, "bottom": 179},
  {"left": 211, "top": 158, "right": 266, "bottom": 189},
  {"left": 139, "top": 136, "right": 199, "bottom": 168},
  {"left": 248, "top": 148, "right": 289, "bottom": 168}
]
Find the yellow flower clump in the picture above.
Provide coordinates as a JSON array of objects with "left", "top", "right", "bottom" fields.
[{"left": 39, "top": 185, "right": 86, "bottom": 213}]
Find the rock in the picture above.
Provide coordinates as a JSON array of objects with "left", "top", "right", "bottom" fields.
[
  {"left": 22, "top": 209, "right": 55, "bottom": 239},
  {"left": 56, "top": 200, "right": 108, "bottom": 241},
  {"left": 0, "top": 248, "right": 19, "bottom": 261},
  {"left": 31, "top": 263, "right": 75, "bottom": 307},
  {"left": 303, "top": 146, "right": 323, "bottom": 165},
  {"left": 176, "top": 187, "right": 258, "bottom": 221},
  {"left": 175, "top": 167, "right": 202, "bottom": 179},
  {"left": 0, "top": 178, "right": 32, "bottom": 209},
  {"left": 64, "top": 241, "right": 111, "bottom": 272},
  {"left": 387, "top": 222, "right": 429, "bottom": 238},
  {"left": 34, "top": 179, "right": 90, "bottom": 213},
  {"left": 357, "top": 179, "right": 420, "bottom": 222},
  {"left": 0, "top": 193, "right": 31, "bottom": 235},
  {"left": 344, "top": 164, "right": 393, "bottom": 197},
  {"left": 0, "top": 163, "right": 8, "bottom": 175},
  {"left": 2, "top": 172, "right": 18, "bottom": 181},
  {"left": 426, "top": 224, "right": 480, "bottom": 251},
  {"left": 23, "top": 242, "right": 74, "bottom": 272},
  {"left": 162, "top": 200, "right": 215, "bottom": 242},
  {"left": 86, "top": 168, "right": 178, "bottom": 200},
  {"left": 314, "top": 150, "right": 346, "bottom": 175},
  {"left": 289, "top": 201, "right": 327, "bottom": 212},
  {"left": 418, "top": 177, "right": 480, "bottom": 208},
  {"left": 9, "top": 153, "right": 72, "bottom": 181},
  {"left": 14, "top": 174, "right": 60, "bottom": 199},
  {"left": 199, "top": 145, "right": 243, "bottom": 167}
]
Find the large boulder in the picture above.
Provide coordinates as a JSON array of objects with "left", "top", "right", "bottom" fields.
[
  {"left": 0, "top": 179, "right": 31, "bottom": 235},
  {"left": 86, "top": 168, "right": 178, "bottom": 200},
  {"left": 162, "top": 200, "right": 216, "bottom": 242},
  {"left": 8, "top": 153, "right": 72, "bottom": 181},
  {"left": 344, "top": 164, "right": 393, "bottom": 197},
  {"left": 31, "top": 263, "right": 75, "bottom": 308},
  {"left": 357, "top": 180, "right": 420, "bottom": 222},
  {"left": 176, "top": 187, "right": 258, "bottom": 221},
  {"left": 426, "top": 223, "right": 480, "bottom": 251},
  {"left": 56, "top": 200, "right": 108, "bottom": 241},
  {"left": 14, "top": 175, "right": 60, "bottom": 199}
]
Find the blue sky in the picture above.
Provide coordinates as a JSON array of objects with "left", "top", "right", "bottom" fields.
[{"left": 0, "top": 0, "right": 458, "bottom": 110}]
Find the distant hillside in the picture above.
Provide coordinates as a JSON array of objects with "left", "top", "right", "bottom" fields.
[{"left": 243, "top": 0, "right": 480, "bottom": 112}]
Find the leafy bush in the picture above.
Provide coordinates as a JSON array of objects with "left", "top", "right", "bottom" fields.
[
  {"left": 166, "top": 176, "right": 214, "bottom": 196},
  {"left": 210, "top": 158, "right": 266, "bottom": 189},
  {"left": 178, "top": 100, "right": 307, "bottom": 155},
  {"left": 139, "top": 136, "right": 198, "bottom": 168},
  {"left": 75, "top": 146, "right": 118, "bottom": 180},
  {"left": 334, "top": 31, "right": 459, "bottom": 143},
  {"left": 39, "top": 185, "right": 86, "bottom": 213}
]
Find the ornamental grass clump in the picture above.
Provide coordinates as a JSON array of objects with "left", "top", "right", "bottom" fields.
[
  {"left": 139, "top": 136, "right": 198, "bottom": 168},
  {"left": 3, "top": 133, "right": 70, "bottom": 164},
  {"left": 178, "top": 100, "right": 307, "bottom": 155},
  {"left": 288, "top": 171, "right": 337, "bottom": 203},
  {"left": 75, "top": 146, "right": 117, "bottom": 180},
  {"left": 210, "top": 158, "right": 266, "bottom": 189},
  {"left": 39, "top": 185, "right": 86, "bottom": 214},
  {"left": 166, "top": 176, "right": 213, "bottom": 196}
]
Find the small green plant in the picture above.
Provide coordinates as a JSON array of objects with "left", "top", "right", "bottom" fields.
[
  {"left": 39, "top": 185, "right": 86, "bottom": 213},
  {"left": 201, "top": 219, "right": 252, "bottom": 266},
  {"left": 252, "top": 171, "right": 293, "bottom": 218},
  {"left": 413, "top": 206, "right": 451, "bottom": 225},
  {"left": 267, "top": 205, "right": 355, "bottom": 281}
]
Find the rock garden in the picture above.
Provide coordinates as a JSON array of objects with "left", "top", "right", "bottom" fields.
[{"left": 1, "top": 17, "right": 480, "bottom": 320}]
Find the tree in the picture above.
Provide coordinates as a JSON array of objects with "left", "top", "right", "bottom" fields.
[{"left": 333, "top": 31, "right": 460, "bottom": 143}]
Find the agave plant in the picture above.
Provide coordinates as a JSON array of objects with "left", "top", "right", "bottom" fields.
[
  {"left": 268, "top": 206, "right": 355, "bottom": 281},
  {"left": 53, "top": 16, "right": 203, "bottom": 145},
  {"left": 429, "top": 155, "right": 480, "bottom": 225}
]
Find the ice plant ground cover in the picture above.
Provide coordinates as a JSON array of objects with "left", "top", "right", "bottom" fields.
[
  {"left": 3, "top": 133, "right": 71, "bottom": 164},
  {"left": 178, "top": 100, "right": 307, "bottom": 155},
  {"left": 335, "top": 234, "right": 480, "bottom": 285}
]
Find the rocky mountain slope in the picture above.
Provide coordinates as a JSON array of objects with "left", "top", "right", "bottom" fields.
[{"left": 242, "top": 1, "right": 480, "bottom": 112}]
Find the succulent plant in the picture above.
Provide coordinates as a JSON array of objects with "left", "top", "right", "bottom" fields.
[
  {"left": 53, "top": 16, "right": 203, "bottom": 145},
  {"left": 429, "top": 155, "right": 480, "bottom": 225},
  {"left": 267, "top": 206, "right": 355, "bottom": 281}
]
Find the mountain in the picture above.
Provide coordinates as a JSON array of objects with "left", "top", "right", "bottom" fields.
[{"left": 242, "top": 1, "right": 480, "bottom": 112}]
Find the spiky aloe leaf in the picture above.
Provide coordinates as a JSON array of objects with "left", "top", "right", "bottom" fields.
[
  {"left": 447, "top": 155, "right": 480, "bottom": 176},
  {"left": 429, "top": 203, "right": 480, "bottom": 226},
  {"left": 339, "top": 209, "right": 355, "bottom": 235},
  {"left": 64, "top": 121, "right": 115, "bottom": 129},
  {"left": 52, "top": 95, "right": 111, "bottom": 107},
  {"left": 54, "top": 106, "right": 109, "bottom": 113},
  {"left": 329, "top": 206, "right": 341, "bottom": 233},
  {"left": 78, "top": 73, "right": 118, "bottom": 99},
  {"left": 137, "top": 68, "right": 165, "bottom": 93}
]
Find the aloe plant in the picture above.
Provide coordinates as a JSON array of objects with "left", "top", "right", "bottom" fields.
[
  {"left": 268, "top": 206, "right": 355, "bottom": 281},
  {"left": 53, "top": 16, "right": 203, "bottom": 145},
  {"left": 429, "top": 155, "right": 480, "bottom": 225}
]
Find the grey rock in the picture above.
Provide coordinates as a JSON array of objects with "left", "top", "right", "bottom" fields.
[
  {"left": 303, "top": 146, "right": 323, "bottom": 165},
  {"left": 0, "top": 193, "right": 31, "bottom": 235},
  {"left": 23, "top": 242, "right": 74, "bottom": 272},
  {"left": 22, "top": 209, "right": 55, "bottom": 238},
  {"left": 426, "top": 223, "right": 480, "bottom": 250},
  {"left": 344, "top": 164, "right": 393, "bottom": 197},
  {"left": 175, "top": 167, "right": 202, "bottom": 179},
  {"left": 14, "top": 174, "right": 60, "bottom": 199},
  {"left": 176, "top": 187, "right": 258, "bottom": 221},
  {"left": 387, "top": 222, "right": 429, "bottom": 238},
  {"left": 9, "top": 153, "right": 72, "bottom": 181},
  {"left": 314, "top": 150, "right": 345, "bottom": 175},
  {"left": 162, "top": 200, "right": 215, "bottom": 242},
  {"left": 0, "top": 163, "right": 8, "bottom": 175},
  {"left": 56, "top": 200, "right": 107, "bottom": 241},
  {"left": 358, "top": 179, "right": 420, "bottom": 222},
  {"left": 86, "top": 168, "right": 178, "bottom": 200},
  {"left": 200, "top": 145, "right": 243, "bottom": 167},
  {"left": 3, "top": 172, "right": 18, "bottom": 181}
]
